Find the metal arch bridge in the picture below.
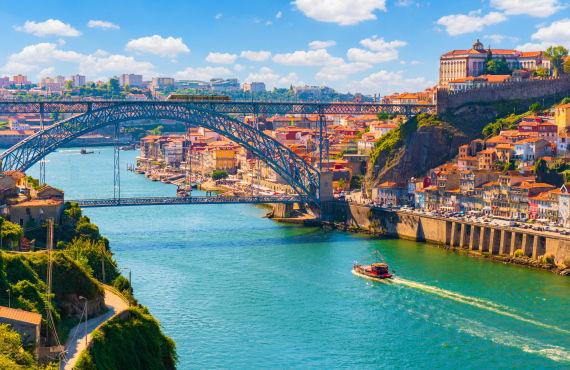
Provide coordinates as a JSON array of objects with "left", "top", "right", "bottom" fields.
[
  {"left": 0, "top": 99, "right": 435, "bottom": 116},
  {"left": 0, "top": 99, "right": 435, "bottom": 207},
  {"left": 0, "top": 102, "right": 323, "bottom": 204},
  {"left": 72, "top": 195, "right": 303, "bottom": 208}
]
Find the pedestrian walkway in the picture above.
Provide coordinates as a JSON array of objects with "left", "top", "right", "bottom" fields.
[{"left": 62, "top": 286, "right": 129, "bottom": 369}]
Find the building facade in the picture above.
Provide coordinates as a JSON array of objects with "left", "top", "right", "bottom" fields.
[{"left": 439, "top": 39, "right": 543, "bottom": 84}]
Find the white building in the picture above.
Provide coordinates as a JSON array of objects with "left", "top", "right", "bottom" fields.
[
  {"left": 151, "top": 77, "right": 174, "bottom": 90},
  {"left": 119, "top": 74, "right": 143, "bottom": 88},
  {"left": 243, "top": 82, "right": 266, "bottom": 92},
  {"left": 71, "top": 74, "right": 86, "bottom": 86},
  {"left": 514, "top": 138, "right": 550, "bottom": 163},
  {"left": 559, "top": 185, "right": 570, "bottom": 227}
]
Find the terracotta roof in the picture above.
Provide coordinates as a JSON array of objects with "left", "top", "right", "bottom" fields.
[
  {"left": 12, "top": 198, "right": 63, "bottom": 207},
  {"left": 3, "top": 170, "right": 25, "bottom": 179},
  {"left": 0, "top": 306, "right": 42, "bottom": 326}
]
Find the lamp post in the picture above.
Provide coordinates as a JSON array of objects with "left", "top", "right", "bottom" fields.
[{"left": 78, "top": 296, "right": 88, "bottom": 348}]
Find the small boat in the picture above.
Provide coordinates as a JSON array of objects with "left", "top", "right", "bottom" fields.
[
  {"left": 176, "top": 185, "right": 192, "bottom": 197},
  {"left": 80, "top": 149, "right": 94, "bottom": 154},
  {"left": 352, "top": 251, "right": 394, "bottom": 281}
]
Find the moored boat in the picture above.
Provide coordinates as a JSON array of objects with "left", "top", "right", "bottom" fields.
[{"left": 352, "top": 251, "right": 394, "bottom": 281}]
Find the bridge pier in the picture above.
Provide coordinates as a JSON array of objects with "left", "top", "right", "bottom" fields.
[
  {"left": 459, "top": 223, "right": 467, "bottom": 248},
  {"left": 469, "top": 225, "right": 480, "bottom": 251}
]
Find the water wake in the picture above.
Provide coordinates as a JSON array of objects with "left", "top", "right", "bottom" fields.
[{"left": 392, "top": 277, "right": 570, "bottom": 335}]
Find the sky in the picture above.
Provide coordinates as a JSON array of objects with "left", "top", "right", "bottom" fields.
[{"left": 0, "top": 0, "right": 569, "bottom": 95}]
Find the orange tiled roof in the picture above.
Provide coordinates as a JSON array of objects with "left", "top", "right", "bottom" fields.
[{"left": 0, "top": 306, "right": 42, "bottom": 326}]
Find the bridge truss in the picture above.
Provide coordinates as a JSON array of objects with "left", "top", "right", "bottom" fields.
[{"left": 0, "top": 102, "right": 320, "bottom": 203}]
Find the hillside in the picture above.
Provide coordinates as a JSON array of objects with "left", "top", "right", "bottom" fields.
[{"left": 365, "top": 96, "right": 567, "bottom": 188}]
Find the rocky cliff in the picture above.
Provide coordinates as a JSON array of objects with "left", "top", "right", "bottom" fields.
[{"left": 364, "top": 101, "right": 524, "bottom": 188}]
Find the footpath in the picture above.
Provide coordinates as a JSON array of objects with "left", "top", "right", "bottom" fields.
[{"left": 61, "top": 286, "right": 129, "bottom": 369}]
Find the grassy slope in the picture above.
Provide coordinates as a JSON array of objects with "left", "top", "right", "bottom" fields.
[{"left": 74, "top": 306, "right": 177, "bottom": 370}]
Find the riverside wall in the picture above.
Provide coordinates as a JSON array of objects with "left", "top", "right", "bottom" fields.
[
  {"left": 344, "top": 204, "right": 570, "bottom": 266},
  {"left": 436, "top": 76, "right": 570, "bottom": 114}
]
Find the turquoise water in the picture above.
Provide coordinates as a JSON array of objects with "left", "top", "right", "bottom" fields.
[{"left": 28, "top": 147, "right": 570, "bottom": 368}]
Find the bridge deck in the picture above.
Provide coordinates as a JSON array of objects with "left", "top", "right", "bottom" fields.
[{"left": 71, "top": 195, "right": 306, "bottom": 208}]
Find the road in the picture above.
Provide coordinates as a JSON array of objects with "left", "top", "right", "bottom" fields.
[{"left": 62, "top": 287, "right": 129, "bottom": 370}]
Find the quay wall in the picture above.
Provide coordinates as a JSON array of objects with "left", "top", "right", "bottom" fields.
[
  {"left": 344, "top": 203, "right": 570, "bottom": 265},
  {"left": 436, "top": 76, "right": 570, "bottom": 113}
]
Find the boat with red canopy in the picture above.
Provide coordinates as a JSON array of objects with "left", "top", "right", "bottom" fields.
[{"left": 352, "top": 251, "right": 394, "bottom": 281}]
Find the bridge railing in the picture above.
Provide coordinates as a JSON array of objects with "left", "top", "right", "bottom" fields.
[{"left": 70, "top": 195, "right": 307, "bottom": 207}]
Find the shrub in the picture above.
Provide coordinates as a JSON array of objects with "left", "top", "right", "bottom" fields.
[
  {"left": 513, "top": 249, "right": 525, "bottom": 258},
  {"left": 539, "top": 253, "right": 554, "bottom": 265},
  {"left": 212, "top": 170, "right": 229, "bottom": 181}
]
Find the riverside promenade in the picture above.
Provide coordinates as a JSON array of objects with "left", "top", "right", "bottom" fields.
[{"left": 62, "top": 286, "right": 129, "bottom": 369}]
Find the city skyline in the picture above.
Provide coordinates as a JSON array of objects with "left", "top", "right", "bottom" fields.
[{"left": 0, "top": 0, "right": 569, "bottom": 94}]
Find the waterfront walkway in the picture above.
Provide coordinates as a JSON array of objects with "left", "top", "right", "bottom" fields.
[{"left": 62, "top": 286, "right": 129, "bottom": 369}]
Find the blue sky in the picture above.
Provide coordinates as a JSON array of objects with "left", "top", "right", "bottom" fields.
[{"left": 1, "top": 0, "right": 569, "bottom": 95}]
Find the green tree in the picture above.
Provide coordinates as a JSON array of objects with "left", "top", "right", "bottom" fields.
[
  {"left": 64, "top": 238, "right": 119, "bottom": 282},
  {"left": 124, "top": 84, "right": 131, "bottom": 92},
  {"left": 534, "top": 67, "right": 549, "bottom": 77},
  {"left": 1, "top": 220, "right": 23, "bottom": 249},
  {"left": 0, "top": 324, "right": 35, "bottom": 369},
  {"left": 529, "top": 102, "right": 542, "bottom": 112},
  {"left": 564, "top": 57, "right": 570, "bottom": 75},
  {"left": 109, "top": 78, "right": 120, "bottom": 92},
  {"left": 484, "top": 56, "right": 511, "bottom": 75},
  {"left": 65, "top": 80, "right": 73, "bottom": 89},
  {"left": 544, "top": 46, "right": 568, "bottom": 77},
  {"left": 211, "top": 170, "right": 229, "bottom": 181}
]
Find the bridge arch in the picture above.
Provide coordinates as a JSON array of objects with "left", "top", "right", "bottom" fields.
[{"left": 0, "top": 103, "right": 320, "bottom": 203}]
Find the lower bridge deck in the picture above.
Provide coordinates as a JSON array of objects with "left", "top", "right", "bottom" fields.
[{"left": 71, "top": 195, "right": 306, "bottom": 208}]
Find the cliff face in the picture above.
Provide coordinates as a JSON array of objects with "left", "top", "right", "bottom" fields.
[
  {"left": 364, "top": 104, "right": 501, "bottom": 188},
  {"left": 366, "top": 124, "right": 469, "bottom": 185}
]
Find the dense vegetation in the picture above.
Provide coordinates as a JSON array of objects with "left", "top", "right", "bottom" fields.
[
  {"left": 535, "top": 159, "right": 570, "bottom": 186},
  {"left": 74, "top": 306, "right": 177, "bottom": 370},
  {"left": 212, "top": 170, "right": 229, "bottom": 181},
  {"left": 0, "top": 324, "right": 37, "bottom": 369},
  {"left": 369, "top": 113, "right": 445, "bottom": 166}
]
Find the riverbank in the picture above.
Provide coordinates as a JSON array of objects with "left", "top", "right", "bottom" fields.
[{"left": 270, "top": 204, "right": 570, "bottom": 276}]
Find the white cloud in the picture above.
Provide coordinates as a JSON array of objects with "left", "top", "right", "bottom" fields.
[
  {"left": 245, "top": 67, "right": 280, "bottom": 87},
  {"left": 273, "top": 49, "right": 343, "bottom": 66},
  {"left": 0, "top": 42, "right": 155, "bottom": 78},
  {"left": 174, "top": 66, "right": 232, "bottom": 80},
  {"left": 244, "top": 67, "right": 303, "bottom": 89},
  {"left": 349, "top": 70, "right": 430, "bottom": 94},
  {"left": 395, "top": 0, "right": 415, "bottom": 6},
  {"left": 36, "top": 67, "right": 55, "bottom": 79},
  {"left": 240, "top": 50, "right": 271, "bottom": 61},
  {"left": 484, "top": 34, "right": 519, "bottom": 44},
  {"left": 78, "top": 54, "right": 155, "bottom": 76},
  {"left": 276, "top": 11, "right": 282, "bottom": 19},
  {"left": 490, "top": 0, "right": 564, "bottom": 18},
  {"left": 278, "top": 72, "right": 303, "bottom": 87},
  {"left": 15, "top": 19, "right": 81, "bottom": 37},
  {"left": 309, "top": 40, "right": 336, "bottom": 49},
  {"left": 436, "top": 10, "right": 507, "bottom": 36},
  {"left": 531, "top": 18, "right": 570, "bottom": 46},
  {"left": 293, "top": 0, "right": 387, "bottom": 26},
  {"left": 234, "top": 63, "right": 245, "bottom": 71},
  {"left": 347, "top": 36, "right": 407, "bottom": 63},
  {"left": 516, "top": 18, "right": 570, "bottom": 50},
  {"left": 315, "top": 62, "right": 372, "bottom": 81},
  {"left": 360, "top": 37, "right": 407, "bottom": 51},
  {"left": 215, "top": 13, "right": 222, "bottom": 20},
  {"left": 126, "top": 35, "right": 190, "bottom": 58},
  {"left": 410, "top": 60, "right": 421, "bottom": 65},
  {"left": 2, "top": 43, "right": 83, "bottom": 73},
  {"left": 57, "top": 38, "right": 66, "bottom": 46},
  {"left": 87, "top": 20, "right": 119, "bottom": 29},
  {"left": 205, "top": 52, "right": 238, "bottom": 64},
  {"left": 266, "top": 21, "right": 273, "bottom": 25}
]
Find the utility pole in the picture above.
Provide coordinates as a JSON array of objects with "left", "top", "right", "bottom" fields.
[{"left": 100, "top": 243, "right": 105, "bottom": 284}]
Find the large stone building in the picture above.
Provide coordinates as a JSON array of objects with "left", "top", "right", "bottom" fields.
[
  {"left": 555, "top": 103, "right": 570, "bottom": 134},
  {"left": 439, "top": 39, "right": 544, "bottom": 84}
]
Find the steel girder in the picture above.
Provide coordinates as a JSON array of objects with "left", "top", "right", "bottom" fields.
[
  {"left": 0, "top": 103, "right": 320, "bottom": 203},
  {"left": 73, "top": 195, "right": 303, "bottom": 207},
  {"left": 0, "top": 100, "right": 435, "bottom": 115}
]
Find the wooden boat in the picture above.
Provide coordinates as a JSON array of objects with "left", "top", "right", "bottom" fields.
[
  {"left": 352, "top": 251, "right": 394, "bottom": 281},
  {"left": 80, "top": 149, "right": 94, "bottom": 154}
]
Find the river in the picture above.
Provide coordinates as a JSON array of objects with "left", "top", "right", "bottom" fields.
[{"left": 27, "top": 147, "right": 570, "bottom": 368}]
